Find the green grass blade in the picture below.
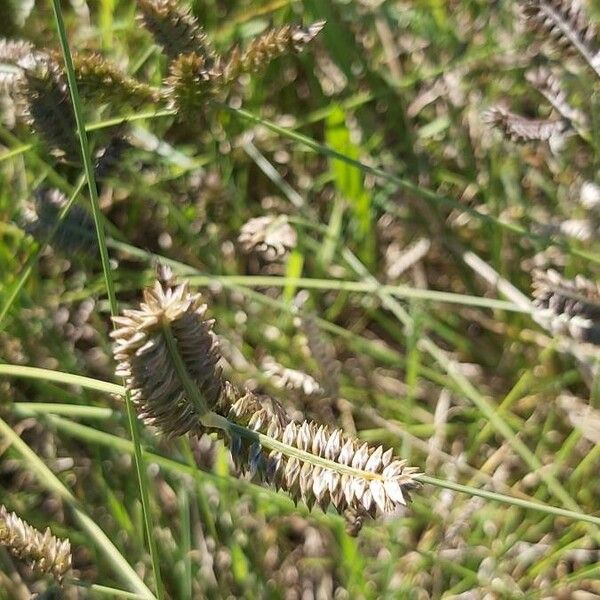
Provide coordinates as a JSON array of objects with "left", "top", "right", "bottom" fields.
[{"left": 49, "top": 3, "right": 165, "bottom": 597}]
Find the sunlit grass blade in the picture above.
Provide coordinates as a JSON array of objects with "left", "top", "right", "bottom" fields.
[{"left": 49, "top": 3, "right": 165, "bottom": 597}]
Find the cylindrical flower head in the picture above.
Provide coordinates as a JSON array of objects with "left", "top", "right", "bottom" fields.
[
  {"left": 0, "top": 506, "right": 71, "bottom": 583},
  {"left": 111, "top": 270, "right": 223, "bottom": 437}
]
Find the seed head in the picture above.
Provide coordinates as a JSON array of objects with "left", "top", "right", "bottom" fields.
[
  {"left": 518, "top": 0, "right": 599, "bottom": 72},
  {"left": 19, "top": 53, "right": 78, "bottom": 161},
  {"left": 532, "top": 269, "right": 600, "bottom": 345},
  {"left": 111, "top": 268, "right": 224, "bottom": 437},
  {"left": 218, "top": 21, "right": 325, "bottom": 84},
  {"left": 238, "top": 215, "right": 297, "bottom": 261},
  {"left": 22, "top": 187, "right": 97, "bottom": 255},
  {"left": 0, "top": 505, "right": 71, "bottom": 583},
  {"left": 71, "top": 52, "right": 162, "bottom": 107},
  {"left": 228, "top": 390, "right": 420, "bottom": 530},
  {"left": 137, "top": 0, "right": 215, "bottom": 62}
]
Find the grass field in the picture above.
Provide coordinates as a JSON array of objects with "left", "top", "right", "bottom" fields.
[{"left": 1, "top": 0, "right": 600, "bottom": 598}]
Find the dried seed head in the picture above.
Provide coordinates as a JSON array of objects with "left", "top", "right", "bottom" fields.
[
  {"left": 483, "top": 106, "right": 568, "bottom": 144},
  {"left": 22, "top": 188, "right": 97, "bottom": 255},
  {"left": 518, "top": 0, "right": 600, "bottom": 73},
  {"left": 111, "top": 270, "right": 224, "bottom": 437},
  {"left": 262, "top": 355, "right": 324, "bottom": 396},
  {"left": 218, "top": 21, "right": 325, "bottom": 84},
  {"left": 0, "top": 506, "right": 72, "bottom": 583},
  {"left": 71, "top": 52, "right": 162, "bottom": 107},
  {"left": 532, "top": 269, "right": 600, "bottom": 345},
  {"left": 19, "top": 53, "right": 78, "bottom": 161},
  {"left": 137, "top": 0, "right": 215, "bottom": 62},
  {"left": 238, "top": 215, "right": 297, "bottom": 261},
  {"left": 228, "top": 390, "right": 420, "bottom": 533},
  {"left": 164, "top": 52, "right": 217, "bottom": 115},
  {"left": 525, "top": 67, "right": 585, "bottom": 126}
]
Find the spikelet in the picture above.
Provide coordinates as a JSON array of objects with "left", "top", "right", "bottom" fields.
[
  {"left": 262, "top": 355, "right": 324, "bottom": 396},
  {"left": 483, "top": 106, "right": 568, "bottom": 144},
  {"left": 0, "top": 38, "right": 33, "bottom": 93},
  {"left": 532, "top": 269, "right": 600, "bottom": 345},
  {"left": 164, "top": 52, "right": 216, "bottom": 115},
  {"left": 111, "top": 267, "right": 224, "bottom": 438},
  {"left": 525, "top": 67, "right": 584, "bottom": 125},
  {"left": 112, "top": 271, "right": 419, "bottom": 533},
  {"left": 137, "top": 0, "right": 215, "bottom": 62},
  {"left": 227, "top": 391, "right": 420, "bottom": 521},
  {"left": 0, "top": 505, "right": 71, "bottom": 583},
  {"left": 217, "top": 21, "right": 325, "bottom": 84},
  {"left": 518, "top": 0, "right": 600, "bottom": 75},
  {"left": 19, "top": 53, "right": 78, "bottom": 161},
  {"left": 238, "top": 215, "right": 298, "bottom": 261},
  {"left": 71, "top": 52, "right": 162, "bottom": 107},
  {"left": 22, "top": 188, "right": 97, "bottom": 255}
]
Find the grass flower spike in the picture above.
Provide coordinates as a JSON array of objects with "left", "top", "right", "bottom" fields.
[
  {"left": 0, "top": 505, "right": 71, "bottom": 584},
  {"left": 111, "top": 267, "right": 223, "bottom": 437},
  {"left": 532, "top": 269, "right": 600, "bottom": 345},
  {"left": 138, "top": 0, "right": 215, "bottom": 62},
  {"left": 112, "top": 270, "right": 419, "bottom": 533}
]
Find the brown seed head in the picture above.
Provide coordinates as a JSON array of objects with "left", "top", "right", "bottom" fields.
[
  {"left": 19, "top": 53, "right": 78, "bottom": 161},
  {"left": 0, "top": 506, "right": 72, "bottom": 583},
  {"left": 238, "top": 215, "right": 298, "bottom": 261},
  {"left": 111, "top": 268, "right": 224, "bottom": 437},
  {"left": 218, "top": 21, "right": 325, "bottom": 84},
  {"left": 483, "top": 106, "right": 568, "bottom": 144},
  {"left": 137, "top": 0, "right": 215, "bottom": 62},
  {"left": 532, "top": 268, "right": 600, "bottom": 345}
]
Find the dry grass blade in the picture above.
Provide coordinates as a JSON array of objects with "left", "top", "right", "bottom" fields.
[
  {"left": 137, "top": 0, "right": 215, "bottom": 62},
  {"left": 0, "top": 505, "right": 72, "bottom": 584},
  {"left": 532, "top": 268, "right": 600, "bottom": 345},
  {"left": 518, "top": 0, "right": 600, "bottom": 75}
]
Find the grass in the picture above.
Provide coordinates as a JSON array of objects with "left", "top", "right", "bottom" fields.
[{"left": 0, "top": 0, "right": 599, "bottom": 598}]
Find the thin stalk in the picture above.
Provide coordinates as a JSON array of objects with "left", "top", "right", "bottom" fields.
[
  {"left": 185, "top": 275, "right": 527, "bottom": 312},
  {"left": 50, "top": 3, "right": 164, "bottom": 597},
  {"left": 416, "top": 474, "right": 600, "bottom": 527}
]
